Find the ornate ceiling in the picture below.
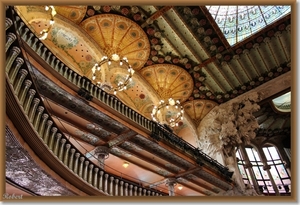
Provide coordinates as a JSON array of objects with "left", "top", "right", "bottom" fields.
[{"left": 10, "top": 5, "right": 292, "bottom": 196}]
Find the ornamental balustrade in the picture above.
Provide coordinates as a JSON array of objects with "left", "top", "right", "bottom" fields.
[{"left": 6, "top": 6, "right": 233, "bottom": 197}]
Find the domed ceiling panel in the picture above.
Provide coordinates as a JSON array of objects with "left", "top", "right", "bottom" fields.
[
  {"left": 14, "top": 6, "right": 104, "bottom": 77},
  {"left": 54, "top": 6, "right": 87, "bottom": 24},
  {"left": 14, "top": 6, "right": 53, "bottom": 26},
  {"left": 79, "top": 14, "right": 150, "bottom": 70},
  {"left": 173, "top": 122, "right": 198, "bottom": 147},
  {"left": 140, "top": 64, "right": 193, "bottom": 102},
  {"left": 115, "top": 72, "right": 160, "bottom": 119},
  {"left": 183, "top": 99, "right": 218, "bottom": 126}
]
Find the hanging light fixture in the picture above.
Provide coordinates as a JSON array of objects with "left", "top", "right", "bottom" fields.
[
  {"left": 123, "top": 161, "right": 129, "bottom": 168},
  {"left": 151, "top": 98, "right": 184, "bottom": 128},
  {"left": 91, "top": 53, "right": 135, "bottom": 95},
  {"left": 38, "top": 5, "right": 57, "bottom": 40},
  {"left": 178, "top": 185, "right": 183, "bottom": 190},
  {"left": 80, "top": 13, "right": 149, "bottom": 95}
]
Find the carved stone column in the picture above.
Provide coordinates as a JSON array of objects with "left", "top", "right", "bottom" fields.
[
  {"left": 165, "top": 178, "right": 177, "bottom": 196},
  {"left": 94, "top": 146, "right": 110, "bottom": 170}
]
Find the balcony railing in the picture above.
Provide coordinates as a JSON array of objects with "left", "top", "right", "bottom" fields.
[
  {"left": 6, "top": 6, "right": 166, "bottom": 196},
  {"left": 7, "top": 5, "right": 233, "bottom": 194}
]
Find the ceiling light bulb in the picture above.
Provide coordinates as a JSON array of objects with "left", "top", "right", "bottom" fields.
[
  {"left": 111, "top": 54, "right": 120, "bottom": 61},
  {"left": 178, "top": 185, "right": 183, "bottom": 190},
  {"left": 123, "top": 162, "right": 129, "bottom": 168},
  {"left": 39, "top": 31, "right": 48, "bottom": 40},
  {"left": 50, "top": 6, "right": 57, "bottom": 16},
  {"left": 169, "top": 98, "right": 175, "bottom": 106},
  {"left": 92, "top": 65, "right": 96, "bottom": 73}
]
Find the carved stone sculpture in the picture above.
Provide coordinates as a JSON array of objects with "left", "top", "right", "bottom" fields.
[
  {"left": 197, "top": 92, "right": 262, "bottom": 193},
  {"left": 197, "top": 92, "right": 261, "bottom": 157}
]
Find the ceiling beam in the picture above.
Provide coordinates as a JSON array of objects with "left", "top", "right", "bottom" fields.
[
  {"left": 141, "top": 6, "right": 173, "bottom": 28},
  {"left": 175, "top": 167, "right": 201, "bottom": 178},
  {"left": 107, "top": 130, "right": 138, "bottom": 147}
]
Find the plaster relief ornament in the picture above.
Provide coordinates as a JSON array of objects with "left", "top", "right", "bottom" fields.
[
  {"left": 197, "top": 92, "right": 261, "bottom": 157},
  {"left": 197, "top": 92, "right": 262, "bottom": 194}
]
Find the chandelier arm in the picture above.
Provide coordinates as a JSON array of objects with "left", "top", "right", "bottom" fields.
[
  {"left": 151, "top": 98, "right": 184, "bottom": 127},
  {"left": 92, "top": 54, "right": 135, "bottom": 95}
]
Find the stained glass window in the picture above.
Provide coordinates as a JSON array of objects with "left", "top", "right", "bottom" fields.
[
  {"left": 206, "top": 6, "right": 291, "bottom": 46},
  {"left": 272, "top": 91, "right": 291, "bottom": 112},
  {"left": 236, "top": 145, "right": 291, "bottom": 195}
]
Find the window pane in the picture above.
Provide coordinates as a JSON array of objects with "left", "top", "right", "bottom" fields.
[
  {"left": 246, "top": 169, "right": 252, "bottom": 182},
  {"left": 267, "top": 185, "right": 275, "bottom": 193},
  {"left": 236, "top": 150, "right": 243, "bottom": 161},
  {"left": 274, "top": 160, "right": 282, "bottom": 164},
  {"left": 257, "top": 181, "right": 265, "bottom": 186},
  {"left": 282, "top": 179, "right": 291, "bottom": 185},
  {"left": 276, "top": 164, "right": 289, "bottom": 178},
  {"left": 257, "top": 161, "right": 263, "bottom": 165},
  {"left": 270, "top": 165, "right": 281, "bottom": 184},
  {"left": 268, "top": 147, "right": 280, "bottom": 160},
  {"left": 259, "top": 166, "right": 269, "bottom": 180},
  {"left": 246, "top": 148, "right": 255, "bottom": 161},
  {"left": 264, "top": 180, "right": 273, "bottom": 193},
  {"left": 252, "top": 149, "right": 261, "bottom": 161},
  {"left": 263, "top": 147, "right": 272, "bottom": 160},
  {"left": 238, "top": 164, "right": 248, "bottom": 178},
  {"left": 253, "top": 166, "right": 262, "bottom": 179}
]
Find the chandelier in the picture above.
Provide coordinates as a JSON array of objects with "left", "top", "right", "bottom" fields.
[
  {"left": 38, "top": 5, "right": 57, "bottom": 40},
  {"left": 91, "top": 54, "right": 135, "bottom": 95},
  {"left": 151, "top": 98, "right": 184, "bottom": 128}
]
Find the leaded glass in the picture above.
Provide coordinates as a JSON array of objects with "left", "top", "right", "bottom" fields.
[
  {"left": 206, "top": 5, "right": 291, "bottom": 46},
  {"left": 259, "top": 166, "right": 269, "bottom": 180},
  {"left": 253, "top": 166, "right": 262, "bottom": 179},
  {"left": 246, "top": 147, "right": 255, "bottom": 161},
  {"left": 238, "top": 164, "right": 247, "bottom": 178},
  {"left": 266, "top": 146, "right": 280, "bottom": 160}
]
